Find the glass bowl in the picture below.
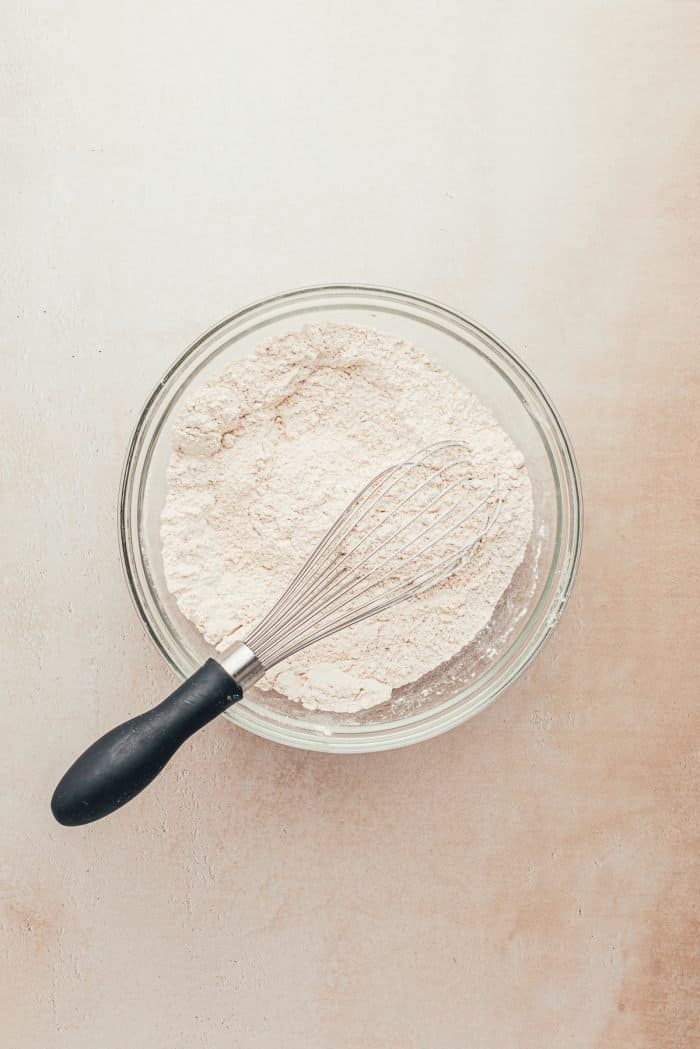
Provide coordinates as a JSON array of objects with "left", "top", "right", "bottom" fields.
[{"left": 119, "top": 285, "right": 582, "bottom": 752}]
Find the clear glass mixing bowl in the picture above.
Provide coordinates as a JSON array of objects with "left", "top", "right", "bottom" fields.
[{"left": 119, "top": 285, "right": 582, "bottom": 752}]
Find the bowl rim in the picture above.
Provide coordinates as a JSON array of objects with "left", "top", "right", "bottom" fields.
[{"left": 119, "top": 283, "right": 583, "bottom": 752}]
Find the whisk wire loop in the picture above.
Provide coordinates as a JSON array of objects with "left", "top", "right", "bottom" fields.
[{"left": 245, "top": 442, "right": 502, "bottom": 669}]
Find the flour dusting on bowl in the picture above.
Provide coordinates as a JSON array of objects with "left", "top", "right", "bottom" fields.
[{"left": 161, "top": 323, "right": 533, "bottom": 712}]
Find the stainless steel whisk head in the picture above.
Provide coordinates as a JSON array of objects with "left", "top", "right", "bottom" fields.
[{"left": 224, "top": 441, "right": 502, "bottom": 683}]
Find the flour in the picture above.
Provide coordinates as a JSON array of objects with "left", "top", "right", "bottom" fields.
[{"left": 161, "top": 323, "right": 533, "bottom": 712}]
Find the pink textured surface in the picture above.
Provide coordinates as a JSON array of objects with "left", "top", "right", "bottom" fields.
[{"left": 2, "top": 3, "right": 699, "bottom": 1047}]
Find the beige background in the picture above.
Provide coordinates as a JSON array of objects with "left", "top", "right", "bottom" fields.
[{"left": 2, "top": 3, "right": 699, "bottom": 1047}]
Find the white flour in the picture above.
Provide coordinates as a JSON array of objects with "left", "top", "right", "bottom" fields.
[{"left": 161, "top": 323, "right": 533, "bottom": 712}]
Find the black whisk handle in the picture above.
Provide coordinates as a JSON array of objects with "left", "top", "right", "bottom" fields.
[{"left": 51, "top": 660, "right": 242, "bottom": 826}]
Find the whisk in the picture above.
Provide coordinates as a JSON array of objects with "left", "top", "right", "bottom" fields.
[{"left": 52, "top": 442, "right": 501, "bottom": 825}]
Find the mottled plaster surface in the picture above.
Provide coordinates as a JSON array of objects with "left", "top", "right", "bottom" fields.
[{"left": 2, "top": 3, "right": 698, "bottom": 1046}]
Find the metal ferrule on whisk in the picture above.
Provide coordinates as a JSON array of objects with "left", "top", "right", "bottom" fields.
[{"left": 221, "top": 641, "right": 265, "bottom": 689}]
